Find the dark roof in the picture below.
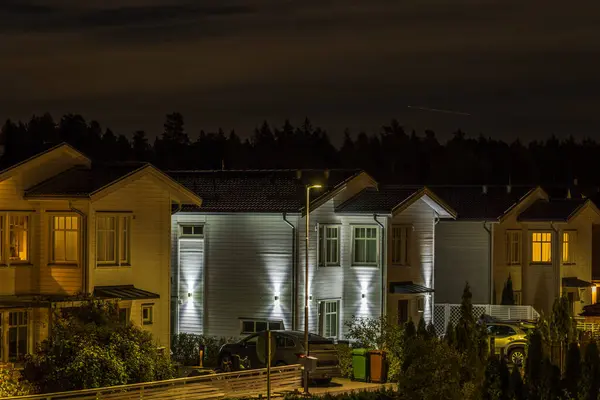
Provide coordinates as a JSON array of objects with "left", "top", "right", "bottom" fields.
[
  {"left": 562, "top": 277, "right": 593, "bottom": 288},
  {"left": 24, "top": 163, "right": 147, "bottom": 197},
  {"left": 335, "top": 186, "right": 422, "bottom": 214},
  {"left": 580, "top": 303, "right": 600, "bottom": 317},
  {"left": 0, "top": 294, "right": 83, "bottom": 308},
  {"left": 389, "top": 281, "right": 434, "bottom": 294},
  {"left": 517, "top": 198, "right": 587, "bottom": 221},
  {"left": 428, "top": 185, "right": 535, "bottom": 220},
  {"left": 94, "top": 285, "right": 160, "bottom": 300},
  {"left": 169, "top": 169, "right": 362, "bottom": 213}
]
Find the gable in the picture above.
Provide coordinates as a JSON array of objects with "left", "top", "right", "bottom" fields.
[{"left": 499, "top": 187, "right": 548, "bottom": 223}]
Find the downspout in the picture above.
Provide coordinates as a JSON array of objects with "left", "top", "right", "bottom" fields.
[
  {"left": 283, "top": 213, "right": 297, "bottom": 330},
  {"left": 69, "top": 202, "right": 87, "bottom": 294},
  {"left": 483, "top": 221, "right": 493, "bottom": 304},
  {"left": 172, "top": 201, "right": 182, "bottom": 334},
  {"left": 551, "top": 222, "right": 561, "bottom": 301},
  {"left": 374, "top": 215, "right": 385, "bottom": 318},
  {"left": 433, "top": 213, "right": 440, "bottom": 323}
]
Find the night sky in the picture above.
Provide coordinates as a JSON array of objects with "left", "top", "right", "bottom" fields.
[{"left": 1, "top": 0, "right": 599, "bottom": 144}]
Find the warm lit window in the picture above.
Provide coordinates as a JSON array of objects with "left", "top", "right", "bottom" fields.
[
  {"left": 142, "top": 305, "right": 153, "bottom": 325},
  {"left": 8, "top": 215, "right": 29, "bottom": 262},
  {"left": 97, "top": 215, "right": 130, "bottom": 265},
  {"left": 392, "top": 226, "right": 411, "bottom": 266},
  {"left": 531, "top": 232, "right": 552, "bottom": 263},
  {"left": 318, "top": 225, "right": 340, "bottom": 266},
  {"left": 562, "top": 231, "right": 576, "bottom": 265},
  {"left": 506, "top": 230, "right": 521, "bottom": 265},
  {"left": 8, "top": 311, "right": 28, "bottom": 362},
  {"left": 51, "top": 216, "right": 79, "bottom": 263},
  {"left": 353, "top": 226, "right": 378, "bottom": 265}
]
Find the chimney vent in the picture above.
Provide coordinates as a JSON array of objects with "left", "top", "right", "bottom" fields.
[
  {"left": 506, "top": 185, "right": 512, "bottom": 194},
  {"left": 324, "top": 169, "right": 330, "bottom": 179},
  {"left": 296, "top": 170, "right": 302, "bottom": 179},
  {"left": 482, "top": 185, "right": 488, "bottom": 194}
]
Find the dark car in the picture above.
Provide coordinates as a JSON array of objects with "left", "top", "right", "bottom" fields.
[{"left": 218, "top": 330, "right": 340, "bottom": 382}]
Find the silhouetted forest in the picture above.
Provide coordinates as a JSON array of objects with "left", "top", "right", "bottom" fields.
[{"left": 1, "top": 112, "right": 597, "bottom": 185}]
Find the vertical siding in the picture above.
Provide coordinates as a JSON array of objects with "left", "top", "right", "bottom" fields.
[
  {"left": 435, "top": 221, "right": 491, "bottom": 304},
  {"left": 172, "top": 213, "right": 296, "bottom": 338}
]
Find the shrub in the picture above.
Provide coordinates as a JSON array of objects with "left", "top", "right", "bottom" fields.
[
  {"left": 171, "top": 333, "right": 237, "bottom": 367},
  {"left": 0, "top": 365, "right": 32, "bottom": 397},
  {"left": 334, "top": 343, "right": 352, "bottom": 378}
]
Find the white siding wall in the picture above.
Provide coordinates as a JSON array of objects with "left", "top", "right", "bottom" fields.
[
  {"left": 435, "top": 221, "right": 491, "bottom": 304},
  {"left": 172, "top": 213, "right": 297, "bottom": 338}
]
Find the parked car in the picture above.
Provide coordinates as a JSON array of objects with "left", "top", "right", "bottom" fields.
[
  {"left": 218, "top": 330, "right": 340, "bottom": 382},
  {"left": 487, "top": 321, "right": 535, "bottom": 365}
]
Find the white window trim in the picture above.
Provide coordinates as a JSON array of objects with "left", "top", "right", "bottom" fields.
[
  {"left": 239, "top": 319, "right": 284, "bottom": 334},
  {"left": 318, "top": 224, "right": 341, "bottom": 267},
  {"left": 179, "top": 224, "right": 204, "bottom": 238},
  {"left": 530, "top": 231, "right": 553, "bottom": 265},
  {"left": 49, "top": 214, "right": 80, "bottom": 265},
  {"left": 319, "top": 298, "right": 341, "bottom": 339},
  {"left": 391, "top": 224, "right": 411, "bottom": 266},
  {"left": 351, "top": 225, "right": 379, "bottom": 267},
  {"left": 562, "top": 230, "right": 577, "bottom": 265},
  {"left": 506, "top": 230, "right": 521, "bottom": 265},
  {"left": 96, "top": 213, "right": 131, "bottom": 267}
]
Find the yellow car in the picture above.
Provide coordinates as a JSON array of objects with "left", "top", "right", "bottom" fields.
[{"left": 486, "top": 321, "right": 534, "bottom": 365}]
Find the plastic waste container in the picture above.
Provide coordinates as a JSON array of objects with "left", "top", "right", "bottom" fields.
[
  {"left": 352, "top": 348, "right": 370, "bottom": 382},
  {"left": 368, "top": 350, "right": 387, "bottom": 383}
]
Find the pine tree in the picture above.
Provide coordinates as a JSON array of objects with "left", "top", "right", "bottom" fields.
[
  {"left": 563, "top": 341, "right": 581, "bottom": 398},
  {"left": 426, "top": 322, "right": 437, "bottom": 338},
  {"left": 417, "top": 317, "right": 428, "bottom": 338},
  {"left": 525, "top": 329, "right": 544, "bottom": 398},
  {"left": 578, "top": 340, "right": 600, "bottom": 400},
  {"left": 445, "top": 321, "right": 456, "bottom": 347},
  {"left": 509, "top": 365, "right": 524, "bottom": 400},
  {"left": 501, "top": 274, "right": 515, "bottom": 305}
]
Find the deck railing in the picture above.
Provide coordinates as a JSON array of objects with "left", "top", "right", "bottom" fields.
[{"left": 3, "top": 364, "right": 303, "bottom": 400}]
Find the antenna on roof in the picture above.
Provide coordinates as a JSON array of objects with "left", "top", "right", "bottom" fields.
[
  {"left": 296, "top": 170, "right": 302, "bottom": 180},
  {"left": 221, "top": 159, "right": 225, "bottom": 171},
  {"left": 567, "top": 188, "right": 572, "bottom": 199},
  {"left": 507, "top": 174, "right": 512, "bottom": 194}
]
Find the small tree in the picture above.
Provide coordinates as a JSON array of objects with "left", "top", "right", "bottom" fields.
[
  {"left": 578, "top": 340, "right": 600, "bottom": 400},
  {"left": 417, "top": 317, "right": 428, "bottom": 338},
  {"left": 509, "top": 365, "right": 524, "bottom": 400},
  {"left": 563, "top": 341, "right": 581, "bottom": 398},
  {"left": 445, "top": 321, "right": 456, "bottom": 347},
  {"left": 482, "top": 356, "right": 510, "bottom": 400},
  {"left": 525, "top": 328, "right": 544, "bottom": 398},
  {"left": 426, "top": 321, "right": 437, "bottom": 338},
  {"left": 501, "top": 275, "right": 515, "bottom": 305}
]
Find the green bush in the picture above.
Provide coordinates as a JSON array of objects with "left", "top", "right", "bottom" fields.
[
  {"left": 334, "top": 344, "right": 352, "bottom": 378},
  {"left": 23, "top": 299, "right": 175, "bottom": 393},
  {"left": 283, "top": 388, "right": 400, "bottom": 400},
  {"left": 171, "top": 333, "right": 237, "bottom": 367},
  {"left": 0, "top": 365, "right": 32, "bottom": 397}
]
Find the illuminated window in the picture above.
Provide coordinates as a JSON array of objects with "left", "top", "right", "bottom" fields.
[
  {"left": 319, "top": 300, "right": 339, "bottom": 338},
  {"left": 353, "top": 226, "right": 378, "bottom": 265},
  {"left": 142, "top": 304, "right": 153, "bottom": 325},
  {"left": 51, "top": 216, "right": 79, "bottom": 263},
  {"left": 240, "top": 319, "right": 283, "bottom": 334},
  {"left": 391, "top": 225, "right": 411, "bottom": 266},
  {"left": 562, "top": 231, "right": 576, "bottom": 265},
  {"left": 318, "top": 225, "right": 340, "bottom": 266},
  {"left": 8, "top": 311, "right": 28, "bottom": 362},
  {"left": 180, "top": 225, "right": 203, "bottom": 237},
  {"left": 8, "top": 215, "right": 29, "bottom": 262},
  {"left": 531, "top": 232, "right": 552, "bottom": 263},
  {"left": 97, "top": 215, "right": 130, "bottom": 265},
  {"left": 506, "top": 230, "right": 521, "bottom": 265}
]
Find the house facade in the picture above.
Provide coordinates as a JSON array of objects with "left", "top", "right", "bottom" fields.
[{"left": 0, "top": 144, "right": 201, "bottom": 362}]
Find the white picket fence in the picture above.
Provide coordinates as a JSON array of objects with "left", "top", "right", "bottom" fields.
[{"left": 433, "top": 303, "right": 540, "bottom": 336}]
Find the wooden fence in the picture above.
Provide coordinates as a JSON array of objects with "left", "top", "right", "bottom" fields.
[{"left": 3, "top": 364, "right": 303, "bottom": 400}]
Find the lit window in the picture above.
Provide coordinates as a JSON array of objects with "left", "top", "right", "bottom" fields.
[
  {"left": 506, "top": 230, "right": 521, "bottom": 265},
  {"left": 142, "top": 305, "right": 153, "bottom": 325},
  {"left": 392, "top": 226, "right": 411, "bottom": 266},
  {"left": 181, "top": 225, "right": 203, "bottom": 237},
  {"left": 318, "top": 225, "right": 340, "bottom": 266},
  {"left": 353, "top": 226, "right": 378, "bottom": 265},
  {"left": 240, "top": 319, "right": 283, "bottom": 334},
  {"left": 51, "top": 216, "right": 79, "bottom": 263},
  {"left": 562, "top": 231, "right": 576, "bottom": 265},
  {"left": 8, "top": 311, "right": 28, "bottom": 362},
  {"left": 320, "top": 300, "right": 339, "bottom": 338},
  {"left": 8, "top": 215, "right": 29, "bottom": 262},
  {"left": 97, "top": 215, "right": 130, "bottom": 265},
  {"left": 531, "top": 232, "right": 552, "bottom": 263}
]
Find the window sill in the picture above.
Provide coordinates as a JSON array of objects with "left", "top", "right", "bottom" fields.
[
  {"left": 143, "top": 322, "right": 153, "bottom": 326},
  {"left": 318, "top": 264, "right": 341, "bottom": 268},
  {"left": 97, "top": 264, "right": 132, "bottom": 269},
  {"left": 0, "top": 263, "right": 33, "bottom": 268},
  {"left": 391, "top": 264, "right": 411, "bottom": 267},
  {"left": 351, "top": 265, "right": 379, "bottom": 269},
  {"left": 48, "top": 263, "right": 79, "bottom": 268},
  {"left": 530, "top": 262, "right": 552, "bottom": 266}
]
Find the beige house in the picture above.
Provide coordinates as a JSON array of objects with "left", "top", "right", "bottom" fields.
[
  {"left": 0, "top": 144, "right": 201, "bottom": 363},
  {"left": 493, "top": 187, "right": 600, "bottom": 316}
]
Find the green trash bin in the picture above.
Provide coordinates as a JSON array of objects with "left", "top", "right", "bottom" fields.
[{"left": 352, "top": 348, "right": 370, "bottom": 382}]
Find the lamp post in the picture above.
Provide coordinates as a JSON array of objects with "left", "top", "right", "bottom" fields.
[{"left": 304, "top": 184, "right": 322, "bottom": 394}]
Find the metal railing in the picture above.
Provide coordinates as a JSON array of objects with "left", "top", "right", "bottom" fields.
[{"left": 3, "top": 364, "right": 303, "bottom": 400}]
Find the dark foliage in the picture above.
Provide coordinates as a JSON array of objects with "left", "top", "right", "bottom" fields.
[{"left": 501, "top": 275, "right": 515, "bottom": 306}]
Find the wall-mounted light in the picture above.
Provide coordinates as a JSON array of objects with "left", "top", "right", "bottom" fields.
[
  {"left": 361, "top": 293, "right": 366, "bottom": 299},
  {"left": 188, "top": 292, "right": 192, "bottom": 298},
  {"left": 274, "top": 295, "right": 279, "bottom": 301},
  {"left": 187, "top": 292, "right": 193, "bottom": 303},
  {"left": 309, "top": 295, "right": 313, "bottom": 301}
]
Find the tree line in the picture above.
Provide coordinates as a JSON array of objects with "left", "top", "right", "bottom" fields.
[{"left": 2, "top": 112, "right": 599, "bottom": 185}]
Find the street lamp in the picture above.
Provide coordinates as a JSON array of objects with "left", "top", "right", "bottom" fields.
[{"left": 304, "top": 183, "right": 322, "bottom": 394}]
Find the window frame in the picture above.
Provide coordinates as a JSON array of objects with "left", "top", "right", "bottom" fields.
[
  {"left": 391, "top": 225, "right": 411, "bottom": 266},
  {"left": 239, "top": 319, "right": 284, "bottom": 335},
  {"left": 50, "top": 214, "right": 80, "bottom": 265},
  {"left": 320, "top": 299, "right": 340, "bottom": 339},
  {"left": 530, "top": 231, "right": 552, "bottom": 264},
  {"left": 179, "top": 225, "right": 204, "bottom": 238},
  {"left": 506, "top": 230, "right": 521, "bottom": 265},
  {"left": 7, "top": 310, "right": 28, "bottom": 362},
  {"left": 562, "top": 230, "right": 577, "bottom": 265},
  {"left": 318, "top": 224, "right": 341, "bottom": 267},
  {"left": 141, "top": 304, "right": 154, "bottom": 325},
  {"left": 96, "top": 213, "right": 132, "bottom": 267},
  {"left": 352, "top": 225, "right": 379, "bottom": 267},
  {"left": 0, "top": 213, "right": 32, "bottom": 266}
]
